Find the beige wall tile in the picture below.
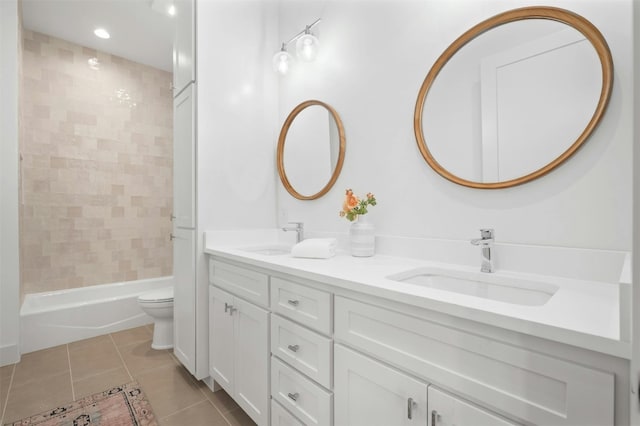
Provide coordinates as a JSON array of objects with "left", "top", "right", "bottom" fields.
[{"left": 20, "top": 30, "right": 173, "bottom": 297}]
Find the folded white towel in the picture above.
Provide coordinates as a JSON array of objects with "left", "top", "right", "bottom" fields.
[{"left": 291, "top": 238, "right": 337, "bottom": 259}]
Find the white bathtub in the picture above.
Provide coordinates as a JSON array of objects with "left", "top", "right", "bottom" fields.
[{"left": 20, "top": 277, "right": 173, "bottom": 354}]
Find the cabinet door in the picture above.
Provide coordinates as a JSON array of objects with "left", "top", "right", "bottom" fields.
[
  {"left": 173, "top": 85, "right": 195, "bottom": 229},
  {"left": 173, "top": 228, "right": 195, "bottom": 372},
  {"left": 209, "top": 286, "right": 235, "bottom": 395},
  {"left": 234, "top": 297, "right": 270, "bottom": 426},
  {"left": 172, "top": 0, "right": 195, "bottom": 94},
  {"left": 335, "top": 344, "right": 428, "bottom": 426},
  {"left": 428, "top": 386, "right": 519, "bottom": 426}
]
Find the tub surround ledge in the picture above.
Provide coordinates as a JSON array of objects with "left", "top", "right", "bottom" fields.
[{"left": 205, "top": 230, "right": 630, "bottom": 359}]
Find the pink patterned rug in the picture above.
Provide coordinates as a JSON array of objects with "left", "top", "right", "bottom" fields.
[{"left": 8, "top": 382, "right": 157, "bottom": 426}]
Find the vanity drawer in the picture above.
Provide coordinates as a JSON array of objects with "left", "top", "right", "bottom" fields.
[
  {"left": 271, "top": 314, "right": 332, "bottom": 388},
  {"left": 271, "top": 400, "right": 305, "bottom": 426},
  {"left": 270, "top": 277, "right": 331, "bottom": 335},
  {"left": 334, "top": 296, "right": 614, "bottom": 426},
  {"left": 271, "top": 356, "right": 333, "bottom": 426},
  {"left": 209, "top": 259, "right": 269, "bottom": 307}
]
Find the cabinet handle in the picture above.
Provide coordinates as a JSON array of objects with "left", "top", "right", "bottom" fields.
[
  {"left": 287, "top": 344, "right": 299, "bottom": 352},
  {"left": 287, "top": 392, "right": 299, "bottom": 401},
  {"left": 169, "top": 233, "right": 176, "bottom": 241},
  {"left": 287, "top": 299, "right": 299, "bottom": 307},
  {"left": 431, "top": 410, "right": 440, "bottom": 425},
  {"left": 408, "top": 397, "right": 415, "bottom": 420},
  {"left": 225, "top": 303, "right": 236, "bottom": 315}
]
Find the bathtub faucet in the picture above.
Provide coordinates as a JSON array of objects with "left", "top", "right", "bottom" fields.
[
  {"left": 470, "top": 228, "right": 494, "bottom": 273},
  {"left": 282, "top": 222, "right": 304, "bottom": 243}
]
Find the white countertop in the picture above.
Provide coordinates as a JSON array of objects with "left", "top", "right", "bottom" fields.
[{"left": 204, "top": 232, "right": 630, "bottom": 359}]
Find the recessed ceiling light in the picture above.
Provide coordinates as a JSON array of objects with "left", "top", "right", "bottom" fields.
[
  {"left": 94, "top": 28, "right": 110, "bottom": 39},
  {"left": 167, "top": 4, "right": 176, "bottom": 16}
]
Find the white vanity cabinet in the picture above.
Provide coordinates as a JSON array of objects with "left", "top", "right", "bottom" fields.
[
  {"left": 334, "top": 295, "right": 614, "bottom": 426},
  {"left": 334, "top": 344, "right": 428, "bottom": 426},
  {"left": 334, "top": 343, "right": 517, "bottom": 426},
  {"left": 206, "top": 255, "right": 619, "bottom": 426},
  {"left": 428, "top": 386, "right": 518, "bottom": 426},
  {"left": 269, "top": 276, "right": 334, "bottom": 426},
  {"left": 208, "top": 263, "right": 270, "bottom": 426}
]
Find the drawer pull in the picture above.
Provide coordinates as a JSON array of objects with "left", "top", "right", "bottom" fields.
[
  {"left": 224, "top": 303, "right": 236, "bottom": 315},
  {"left": 287, "top": 299, "right": 300, "bottom": 307},
  {"left": 287, "top": 344, "right": 300, "bottom": 352},
  {"left": 408, "top": 397, "right": 415, "bottom": 420},
  {"left": 287, "top": 392, "right": 299, "bottom": 402},
  {"left": 431, "top": 410, "right": 440, "bottom": 425}
]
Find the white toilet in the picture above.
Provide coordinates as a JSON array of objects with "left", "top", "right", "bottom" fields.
[{"left": 137, "top": 287, "right": 174, "bottom": 350}]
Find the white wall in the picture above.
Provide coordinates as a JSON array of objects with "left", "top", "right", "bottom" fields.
[
  {"left": 276, "top": 0, "right": 633, "bottom": 252},
  {"left": 197, "top": 0, "right": 278, "bottom": 232},
  {"left": 0, "top": 0, "right": 21, "bottom": 366}
]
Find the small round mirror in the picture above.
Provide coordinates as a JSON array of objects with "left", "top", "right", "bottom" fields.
[{"left": 277, "top": 100, "right": 346, "bottom": 200}]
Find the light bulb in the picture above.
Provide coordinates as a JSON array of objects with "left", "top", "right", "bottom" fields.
[
  {"left": 273, "top": 49, "right": 293, "bottom": 75},
  {"left": 295, "top": 32, "right": 319, "bottom": 62}
]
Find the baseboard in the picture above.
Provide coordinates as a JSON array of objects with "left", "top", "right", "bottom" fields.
[{"left": 0, "top": 343, "right": 20, "bottom": 366}]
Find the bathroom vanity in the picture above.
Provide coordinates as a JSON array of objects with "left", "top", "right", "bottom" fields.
[{"left": 204, "top": 231, "right": 630, "bottom": 426}]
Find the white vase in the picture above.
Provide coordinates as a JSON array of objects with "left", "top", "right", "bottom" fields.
[{"left": 349, "top": 215, "right": 375, "bottom": 257}]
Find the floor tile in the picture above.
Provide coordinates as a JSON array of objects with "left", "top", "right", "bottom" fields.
[
  {"left": 2, "top": 329, "right": 259, "bottom": 426},
  {"left": 0, "top": 364, "right": 15, "bottom": 419},
  {"left": 68, "top": 334, "right": 112, "bottom": 350},
  {"left": 136, "top": 363, "right": 206, "bottom": 419},
  {"left": 224, "top": 407, "right": 257, "bottom": 426},
  {"left": 161, "top": 400, "right": 228, "bottom": 426},
  {"left": 73, "top": 367, "right": 132, "bottom": 399},
  {"left": 12, "top": 345, "right": 68, "bottom": 388},
  {"left": 0, "top": 365, "right": 13, "bottom": 380},
  {"left": 119, "top": 340, "right": 175, "bottom": 375},
  {"left": 111, "top": 326, "right": 153, "bottom": 347},
  {"left": 3, "top": 371, "right": 73, "bottom": 424},
  {"left": 204, "top": 387, "right": 240, "bottom": 414},
  {"left": 68, "top": 335, "right": 124, "bottom": 381}
]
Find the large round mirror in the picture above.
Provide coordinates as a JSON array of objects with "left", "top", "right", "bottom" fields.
[
  {"left": 277, "top": 100, "right": 346, "bottom": 200},
  {"left": 414, "top": 7, "right": 613, "bottom": 189}
]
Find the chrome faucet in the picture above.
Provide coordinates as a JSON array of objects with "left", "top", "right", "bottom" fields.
[
  {"left": 282, "top": 222, "right": 304, "bottom": 243},
  {"left": 470, "top": 228, "right": 494, "bottom": 273}
]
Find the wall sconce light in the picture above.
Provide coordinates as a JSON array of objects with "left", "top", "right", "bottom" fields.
[
  {"left": 273, "top": 18, "right": 321, "bottom": 75},
  {"left": 273, "top": 43, "right": 294, "bottom": 75}
]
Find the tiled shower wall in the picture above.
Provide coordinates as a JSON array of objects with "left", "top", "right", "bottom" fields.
[{"left": 20, "top": 30, "right": 173, "bottom": 297}]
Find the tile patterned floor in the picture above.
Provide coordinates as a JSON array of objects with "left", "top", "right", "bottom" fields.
[{"left": 0, "top": 325, "right": 256, "bottom": 426}]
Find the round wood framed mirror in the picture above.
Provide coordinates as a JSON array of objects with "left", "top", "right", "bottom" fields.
[
  {"left": 414, "top": 6, "right": 613, "bottom": 189},
  {"left": 277, "top": 100, "right": 346, "bottom": 200}
]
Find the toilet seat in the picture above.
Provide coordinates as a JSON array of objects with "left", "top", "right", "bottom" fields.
[{"left": 138, "top": 287, "right": 173, "bottom": 303}]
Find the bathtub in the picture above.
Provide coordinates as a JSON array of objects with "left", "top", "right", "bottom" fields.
[{"left": 20, "top": 277, "right": 173, "bottom": 354}]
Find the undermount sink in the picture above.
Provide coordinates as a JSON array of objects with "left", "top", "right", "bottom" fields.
[
  {"left": 239, "top": 244, "right": 292, "bottom": 256},
  {"left": 387, "top": 267, "right": 558, "bottom": 306}
]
